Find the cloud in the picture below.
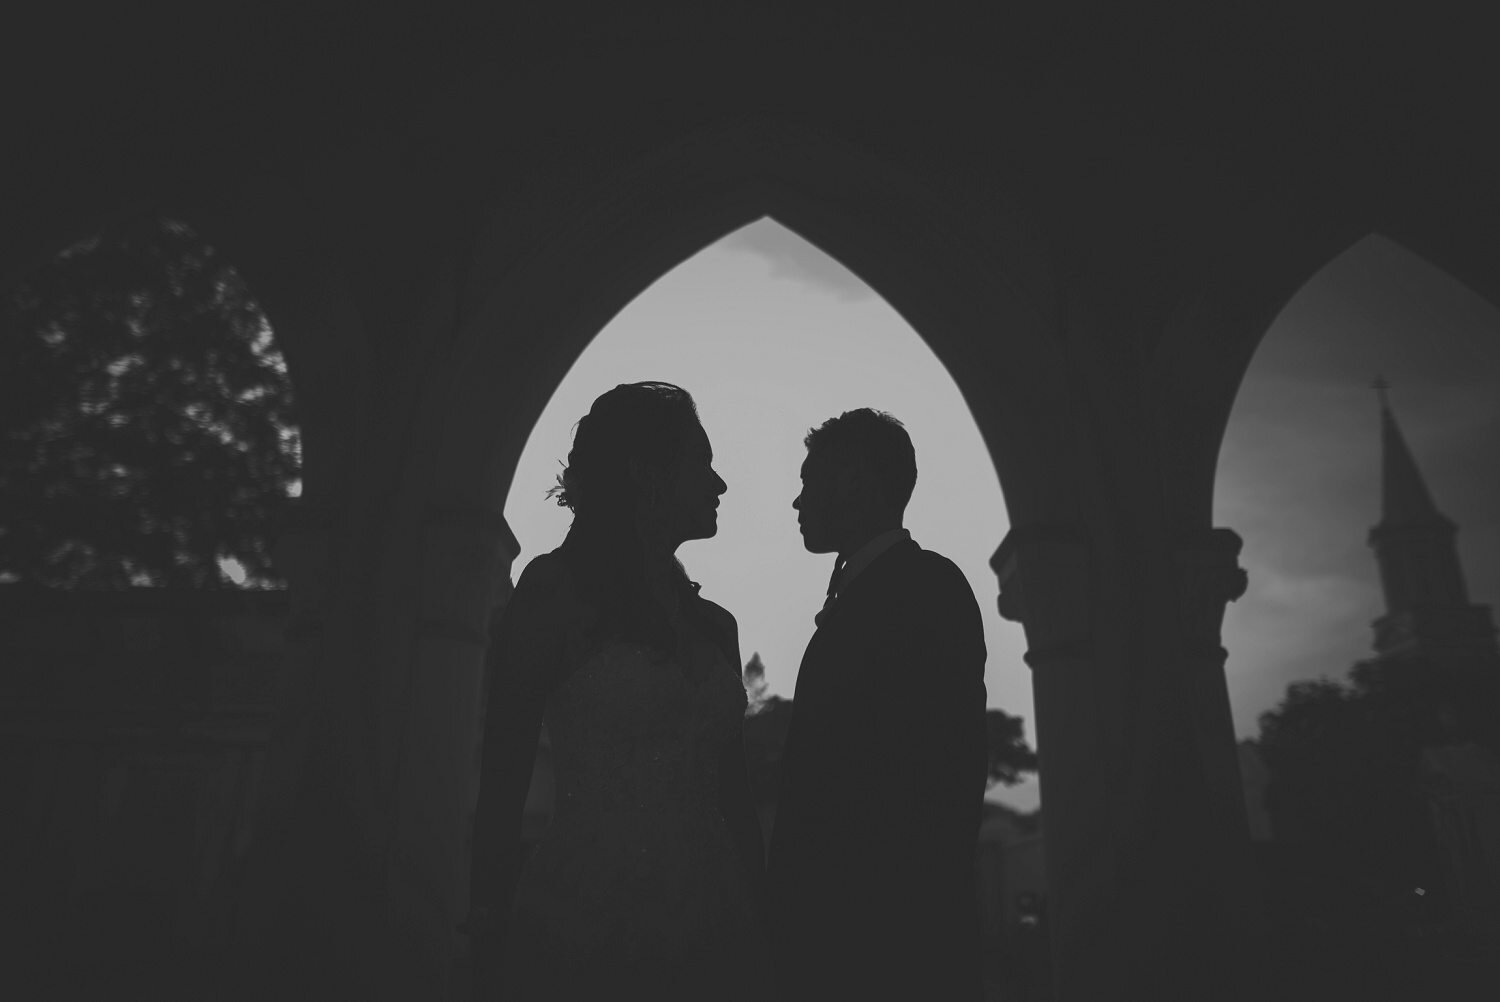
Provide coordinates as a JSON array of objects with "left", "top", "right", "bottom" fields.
[
  {"left": 1217, "top": 232, "right": 1500, "bottom": 737},
  {"left": 1224, "top": 562, "right": 1380, "bottom": 735},
  {"left": 716, "top": 219, "right": 876, "bottom": 302},
  {"left": 1219, "top": 233, "right": 1500, "bottom": 569},
  {"left": 1249, "top": 567, "right": 1373, "bottom": 616}
]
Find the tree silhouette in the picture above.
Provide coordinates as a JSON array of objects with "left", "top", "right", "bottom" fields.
[
  {"left": 737, "top": 652, "right": 1040, "bottom": 802},
  {"left": 0, "top": 216, "right": 299, "bottom": 589},
  {"left": 1256, "top": 659, "right": 1500, "bottom": 941},
  {"left": 740, "top": 652, "right": 793, "bottom": 806},
  {"left": 984, "top": 708, "right": 1039, "bottom": 788},
  {"left": 743, "top": 651, "right": 771, "bottom": 714}
]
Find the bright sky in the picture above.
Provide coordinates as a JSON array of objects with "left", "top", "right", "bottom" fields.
[{"left": 505, "top": 221, "right": 1500, "bottom": 815}]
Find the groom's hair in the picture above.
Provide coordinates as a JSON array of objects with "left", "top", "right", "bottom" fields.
[{"left": 804, "top": 408, "right": 917, "bottom": 511}]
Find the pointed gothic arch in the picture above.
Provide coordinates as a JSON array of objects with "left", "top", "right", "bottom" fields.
[
  {"left": 407, "top": 120, "right": 1078, "bottom": 533},
  {"left": 1, "top": 209, "right": 310, "bottom": 587},
  {"left": 1150, "top": 215, "right": 1500, "bottom": 536},
  {"left": 1205, "top": 229, "right": 1500, "bottom": 715},
  {"left": 346, "top": 120, "right": 1095, "bottom": 995},
  {"left": 17, "top": 186, "right": 380, "bottom": 523}
]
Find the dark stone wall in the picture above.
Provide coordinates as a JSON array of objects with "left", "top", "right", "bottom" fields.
[{"left": 0, "top": 587, "right": 287, "bottom": 1000}]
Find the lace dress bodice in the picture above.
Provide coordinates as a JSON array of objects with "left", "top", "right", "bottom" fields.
[
  {"left": 495, "top": 613, "right": 772, "bottom": 1000},
  {"left": 547, "top": 635, "right": 739, "bottom": 820}
]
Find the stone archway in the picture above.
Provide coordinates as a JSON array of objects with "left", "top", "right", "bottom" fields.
[
  {"left": 366, "top": 119, "right": 1090, "bottom": 995},
  {"left": 278, "top": 113, "right": 1394, "bottom": 1000},
  {"left": 10, "top": 10, "right": 1500, "bottom": 999},
  {"left": 11, "top": 198, "right": 399, "bottom": 1002},
  {"left": 426, "top": 119, "right": 1075, "bottom": 522},
  {"left": 1140, "top": 211, "right": 1500, "bottom": 998},
  {"left": 0, "top": 204, "right": 348, "bottom": 998},
  {"left": 1151, "top": 214, "right": 1500, "bottom": 537},
  {"left": 5, "top": 193, "right": 375, "bottom": 524},
  {"left": 1206, "top": 226, "right": 1500, "bottom": 791}
]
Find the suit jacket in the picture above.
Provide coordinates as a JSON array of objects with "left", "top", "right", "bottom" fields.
[{"left": 767, "top": 539, "right": 988, "bottom": 1001}]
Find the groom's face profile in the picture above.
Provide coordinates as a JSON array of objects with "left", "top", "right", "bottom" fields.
[{"left": 793, "top": 451, "right": 858, "bottom": 555}]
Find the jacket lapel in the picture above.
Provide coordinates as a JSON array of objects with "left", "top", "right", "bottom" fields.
[{"left": 812, "top": 538, "right": 917, "bottom": 630}]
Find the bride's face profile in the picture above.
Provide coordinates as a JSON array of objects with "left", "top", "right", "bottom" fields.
[{"left": 638, "top": 421, "right": 726, "bottom": 549}]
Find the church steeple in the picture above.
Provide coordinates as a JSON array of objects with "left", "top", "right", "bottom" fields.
[
  {"left": 1376, "top": 378, "right": 1447, "bottom": 530},
  {"left": 1366, "top": 379, "right": 1497, "bottom": 662}
]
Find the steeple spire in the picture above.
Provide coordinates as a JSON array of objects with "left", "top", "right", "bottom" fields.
[
  {"left": 1365, "top": 379, "right": 1497, "bottom": 662},
  {"left": 1373, "top": 376, "right": 1445, "bottom": 530}
]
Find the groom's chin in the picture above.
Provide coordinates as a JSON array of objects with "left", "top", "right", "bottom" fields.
[{"left": 799, "top": 532, "right": 831, "bottom": 554}]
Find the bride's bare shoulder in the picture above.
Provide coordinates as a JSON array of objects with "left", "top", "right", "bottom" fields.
[
  {"left": 495, "top": 551, "right": 589, "bottom": 691},
  {"left": 516, "top": 543, "right": 579, "bottom": 600},
  {"left": 509, "top": 550, "right": 588, "bottom": 627},
  {"left": 694, "top": 594, "right": 737, "bottom": 631},
  {"left": 514, "top": 549, "right": 571, "bottom": 594}
]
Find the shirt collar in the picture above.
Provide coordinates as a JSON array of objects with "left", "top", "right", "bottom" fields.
[{"left": 833, "top": 528, "right": 912, "bottom": 597}]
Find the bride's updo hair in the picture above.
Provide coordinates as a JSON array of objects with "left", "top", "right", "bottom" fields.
[
  {"left": 548, "top": 381, "right": 705, "bottom": 654},
  {"left": 547, "top": 381, "right": 699, "bottom": 516}
]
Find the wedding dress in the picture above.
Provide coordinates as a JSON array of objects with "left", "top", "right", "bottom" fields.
[{"left": 496, "top": 612, "right": 774, "bottom": 1000}]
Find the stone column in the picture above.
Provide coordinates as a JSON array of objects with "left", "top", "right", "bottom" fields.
[
  {"left": 384, "top": 507, "right": 518, "bottom": 1000},
  {"left": 994, "top": 524, "right": 1261, "bottom": 1001},
  {"left": 1171, "top": 528, "right": 1252, "bottom": 858},
  {"left": 1169, "top": 527, "right": 1268, "bottom": 993},
  {"left": 229, "top": 499, "right": 349, "bottom": 998},
  {"left": 992, "top": 525, "right": 1104, "bottom": 1001},
  {"left": 265, "top": 502, "right": 338, "bottom": 801}
]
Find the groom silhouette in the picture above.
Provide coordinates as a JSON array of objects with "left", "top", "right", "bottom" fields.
[{"left": 767, "top": 408, "right": 988, "bottom": 1001}]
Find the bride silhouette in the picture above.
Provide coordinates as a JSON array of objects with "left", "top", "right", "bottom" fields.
[{"left": 466, "top": 382, "right": 773, "bottom": 1000}]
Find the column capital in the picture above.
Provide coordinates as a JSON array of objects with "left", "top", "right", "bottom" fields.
[
  {"left": 1172, "top": 527, "right": 1248, "bottom": 663},
  {"left": 991, "top": 525, "right": 1092, "bottom": 670}
]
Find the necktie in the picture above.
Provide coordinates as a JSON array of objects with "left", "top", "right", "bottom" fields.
[{"left": 814, "top": 556, "right": 847, "bottom": 628}]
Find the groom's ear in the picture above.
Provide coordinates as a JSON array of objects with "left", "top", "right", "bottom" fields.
[{"left": 834, "top": 459, "right": 867, "bottom": 502}]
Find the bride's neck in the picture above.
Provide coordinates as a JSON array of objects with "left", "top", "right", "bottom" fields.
[{"left": 641, "top": 546, "right": 685, "bottom": 601}]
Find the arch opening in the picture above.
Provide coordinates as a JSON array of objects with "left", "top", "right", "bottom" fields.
[
  {"left": 0, "top": 212, "right": 303, "bottom": 590},
  {"left": 1214, "top": 232, "right": 1500, "bottom": 958},
  {"left": 0, "top": 210, "right": 307, "bottom": 1000},
  {"left": 504, "top": 216, "right": 1040, "bottom": 807},
  {"left": 422, "top": 122, "right": 1075, "bottom": 544},
  {"left": 1216, "top": 233, "right": 1500, "bottom": 740},
  {"left": 413, "top": 128, "right": 1076, "bottom": 995}
]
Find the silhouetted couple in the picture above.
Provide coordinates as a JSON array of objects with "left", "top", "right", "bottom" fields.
[{"left": 468, "top": 382, "right": 988, "bottom": 1000}]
